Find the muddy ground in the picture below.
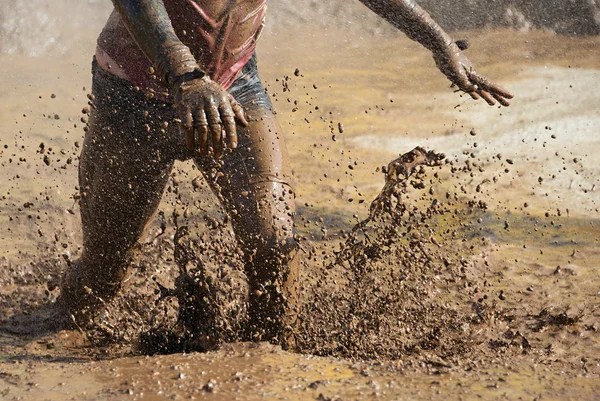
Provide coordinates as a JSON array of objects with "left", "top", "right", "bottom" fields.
[{"left": 0, "top": 22, "right": 599, "bottom": 401}]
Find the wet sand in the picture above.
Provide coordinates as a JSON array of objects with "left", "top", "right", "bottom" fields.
[
  {"left": 2, "top": 340, "right": 599, "bottom": 401},
  {"left": 1, "top": 27, "right": 599, "bottom": 400}
]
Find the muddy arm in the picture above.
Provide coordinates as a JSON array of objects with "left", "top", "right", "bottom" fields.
[
  {"left": 358, "top": 0, "right": 514, "bottom": 106},
  {"left": 110, "top": 0, "right": 201, "bottom": 84},
  {"left": 358, "top": 0, "right": 452, "bottom": 54}
]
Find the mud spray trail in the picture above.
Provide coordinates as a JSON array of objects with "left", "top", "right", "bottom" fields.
[{"left": 1, "top": 7, "right": 600, "bottom": 401}]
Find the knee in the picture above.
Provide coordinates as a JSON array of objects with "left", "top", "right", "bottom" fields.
[
  {"left": 242, "top": 181, "right": 296, "bottom": 248},
  {"left": 267, "top": 230, "right": 298, "bottom": 260},
  {"left": 246, "top": 217, "right": 298, "bottom": 262},
  {"left": 242, "top": 230, "right": 297, "bottom": 291}
]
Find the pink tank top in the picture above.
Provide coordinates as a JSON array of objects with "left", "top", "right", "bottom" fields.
[{"left": 96, "top": 0, "right": 267, "bottom": 97}]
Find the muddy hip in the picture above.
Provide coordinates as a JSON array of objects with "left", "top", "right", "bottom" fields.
[{"left": 88, "top": 53, "right": 273, "bottom": 157}]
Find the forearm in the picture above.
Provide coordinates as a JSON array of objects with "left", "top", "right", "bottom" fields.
[
  {"left": 358, "top": 0, "right": 453, "bottom": 54},
  {"left": 111, "top": 0, "right": 203, "bottom": 85}
]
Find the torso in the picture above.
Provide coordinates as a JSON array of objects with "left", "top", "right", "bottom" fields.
[{"left": 96, "top": 0, "right": 267, "bottom": 97}]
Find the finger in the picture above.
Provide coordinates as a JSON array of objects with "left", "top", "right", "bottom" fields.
[
  {"left": 192, "top": 108, "right": 209, "bottom": 155},
  {"left": 196, "top": 125, "right": 209, "bottom": 155},
  {"left": 485, "top": 82, "right": 514, "bottom": 100},
  {"left": 230, "top": 96, "right": 248, "bottom": 127},
  {"left": 185, "top": 127, "right": 195, "bottom": 151},
  {"left": 478, "top": 90, "right": 497, "bottom": 106},
  {"left": 213, "top": 127, "right": 225, "bottom": 158},
  {"left": 468, "top": 91, "right": 480, "bottom": 101},
  {"left": 491, "top": 92, "right": 511, "bottom": 107},
  {"left": 209, "top": 124, "right": 222, "bottom": 157},
  {"left": 219, "top": 104, "right": 238, "bottom": 150},
  {"left": 179, "top": 105, "right": 193, "bottom": 130},
  {"left": 179, "top": 106, "right": 195, "bottom": 152},
  {"left": 469, "top": 72, "right": 514, "bottom": 100},
  {"left": 205, "top": 101, "right": 222, "bottom": 156}
]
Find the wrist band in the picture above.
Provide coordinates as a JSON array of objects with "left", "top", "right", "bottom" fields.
[
  {"left": 154, "top": 43, "right": 206, "bottom": 86},
  {"left": 171, "top": 68, "right": 207, "bottom": 87}
]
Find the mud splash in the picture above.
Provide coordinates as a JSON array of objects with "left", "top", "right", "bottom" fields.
[
  {"left": 3, "top": 136, "right": 595, "bottom": 371},
  {"left": 78, "top": 145, "right": 565, "bottom": 365},
  {"left": 139, "top": 147, "right": 473, "bottom": 359},
  {"left": 295, "top": 147, "right": 473, "bottom": 359}
]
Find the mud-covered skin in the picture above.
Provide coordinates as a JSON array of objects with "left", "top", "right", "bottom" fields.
[
  {"left": 359, "top": 0, "right": 514, "bottom": 105},
  {"left": 60, "top": 59, "right": 298, "bottom": 345}
]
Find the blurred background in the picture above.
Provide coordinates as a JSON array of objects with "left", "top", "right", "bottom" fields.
[{"left": 1, "top": 0, "right": 599, "bottom": 56}]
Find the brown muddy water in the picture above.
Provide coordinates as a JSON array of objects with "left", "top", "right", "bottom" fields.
[{"left": 1, "top": 26, "right": 599, "bottom": 400}]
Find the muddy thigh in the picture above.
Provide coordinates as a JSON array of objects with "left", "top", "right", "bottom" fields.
[
  {"left": 194, "top": 104, "right": 299, "bottom": 344},
  {"left": 62, "top": 61, "right": 181, "bottom": 311}
]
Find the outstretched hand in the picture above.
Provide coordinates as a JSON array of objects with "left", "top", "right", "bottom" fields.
[
  {"left": 433, "top": 42, "right": 514, "bottom": 107},
  {"left": 173, "top": 76, "right": 248, "bottom": 158}
]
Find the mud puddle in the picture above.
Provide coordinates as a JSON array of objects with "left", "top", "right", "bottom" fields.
[{"left": 2, "top": 341, "right": 598, "bottom": 401}]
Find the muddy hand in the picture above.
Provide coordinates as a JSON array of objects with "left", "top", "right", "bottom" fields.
[
  {"left": 433, "top": 42, "right": 514, "bottom": 107},
  {"left": 173, "top": 76, "right": 248, "bottom": 157}
]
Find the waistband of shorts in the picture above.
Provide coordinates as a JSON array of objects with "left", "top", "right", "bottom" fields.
[{"left": 92, "top": 54, "right": 260, "bottom": 105}]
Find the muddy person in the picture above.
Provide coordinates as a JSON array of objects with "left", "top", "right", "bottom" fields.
[{"left": 59, "top": 0, "right": 513, "bottom": 349}]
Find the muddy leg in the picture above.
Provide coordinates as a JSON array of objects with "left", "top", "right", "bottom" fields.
[
  {"left": 196, "top": 108, "right": 299, "bottom": 348},
  {"left": 60, "top": 64, "right": 177, "bottom": 322}
]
